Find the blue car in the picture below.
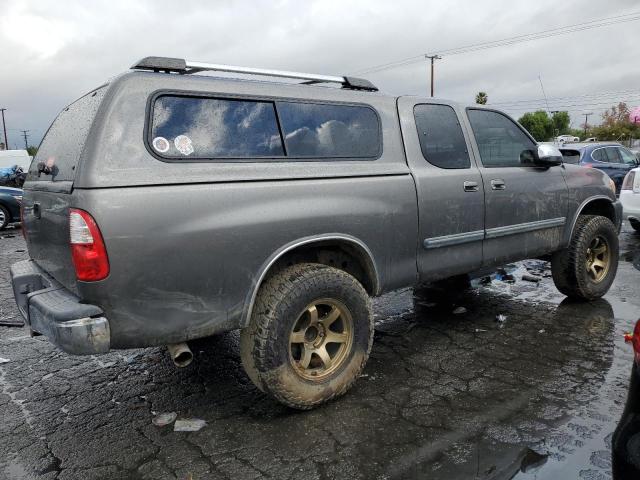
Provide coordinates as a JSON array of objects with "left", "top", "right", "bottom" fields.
[
  {"left": 560, "top": 142, "right": 640, "bottom": 193},
  {"left": 0, "top": 186, "right": 23, "bottom": 230}
]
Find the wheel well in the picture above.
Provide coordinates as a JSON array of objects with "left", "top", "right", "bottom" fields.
[
  {"left": 579, "top": 198, "right": 615, "bottom": 223},
  {"left": 266, "top": 240, "right": 378, "bottom": 295}
]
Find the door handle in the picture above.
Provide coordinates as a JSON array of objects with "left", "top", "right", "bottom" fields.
[
  {"left": 491, "top": 179, "right": 506, "bottom": 190},
  {"left": 463, "top": 181, "right": 479, "bottom": 192},
  {"left": 33, "top": 202, "right": 41, "bottom": 219}
]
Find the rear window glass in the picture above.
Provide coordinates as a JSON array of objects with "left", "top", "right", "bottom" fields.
[
  {"left": 28, "top": 86, "right": 107, "bottom": 182},
  {"left": 276, "top": 102, "right": 380, "bottom": 157},
  {"left": 151, "top": 96, "right": 284, "bottom": 158},
  {"left": 413, "top": 104, "right": 470, "bottom": 169}
]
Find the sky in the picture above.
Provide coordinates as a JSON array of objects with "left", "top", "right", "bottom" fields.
[{"left": 0, "top": 0, "right": 639, "bottom": 148}]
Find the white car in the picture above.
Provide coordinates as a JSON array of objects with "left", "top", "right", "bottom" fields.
[
  {"left": 620, "top": 167, "right": 640, "bottom": 231},
  {"left": 556, "top": 135, "right": 580, "bottom": 143}
]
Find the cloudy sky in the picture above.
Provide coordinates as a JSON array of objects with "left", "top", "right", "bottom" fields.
[{"left": 1, "top": 0, "right": 639, "bottom": 148}]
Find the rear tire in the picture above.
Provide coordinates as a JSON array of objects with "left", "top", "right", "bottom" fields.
[
  {"left": 551, "top": 215, "right": 619, "bottom": 300},
  {"left": 240, "top": 263, "right": 373, "bottom": 409},
  {"left": 0, "top": 205, "right": 9, "bottom": 230}
]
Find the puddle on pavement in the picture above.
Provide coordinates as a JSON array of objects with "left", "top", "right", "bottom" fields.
[{"left": 374, "top": 236, "right": 640, "bottom": 479}]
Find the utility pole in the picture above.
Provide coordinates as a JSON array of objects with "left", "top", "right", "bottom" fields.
[
  {"left": 21, "top": 130, "right": 30, "bottom": 150},
  {"left": 0, "top": 108, "right": 7, "bottom": 150},
  {"left": 425, "top": 55, "right": 442, "bottom": 98},
  {"left": 583, "top": 112, "right": 593, "bottom": 136}
]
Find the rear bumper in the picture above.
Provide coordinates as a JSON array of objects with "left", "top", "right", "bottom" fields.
[{"left": 10, "top": 259, "right": 110, "bottom": 355}]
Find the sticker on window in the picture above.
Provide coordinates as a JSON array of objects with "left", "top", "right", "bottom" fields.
[
  {"left": 174, "top": 135, "right": 194, "bottom": 156},
  {"left": 152, "top": 136, "right": 170, "bottom": 153}
]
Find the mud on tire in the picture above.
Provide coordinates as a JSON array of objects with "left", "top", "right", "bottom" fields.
[
  {"left": 240, "top": 263, "right": 373, "bottom": 409},
  {"left": 551, "top": 215, "right": 619, "bottom": 300}
]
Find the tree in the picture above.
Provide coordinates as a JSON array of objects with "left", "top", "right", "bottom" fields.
[
  {"left": 26, "top": 146, "right": 38, "bottom": 156},
  {"left": 602, "top": 102, "right": 631, "bottom": 127},
  {"left": 551, "top": 111, "right": 570, "bottom": 136},
  {"left": 589, "top": 102, "right": 640, "bottom": 141},
  {"left": 518, "top": 110, "right": 554, "bottom": 141},
  {"left": 475, "top": 92, "right": 488, "bottom": 105}
]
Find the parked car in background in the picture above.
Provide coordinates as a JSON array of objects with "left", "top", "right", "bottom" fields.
[
  {"left": 584, "top": 137, "right": 598, "bottom": 142},
  {"left": 621, "top": 167, "right": 640, "bottom": 231},
  {"left": 612, "top": 319, "right": 640, "bottom": 478},
  {"left": 0, "top": 186, "right": 23, "bottom": 230},
  {"left": 556, "top": 134, "right": 580, "bottom": 143},
  {"left": 559, "top": 142, "right": 640, "bottom": 193}
]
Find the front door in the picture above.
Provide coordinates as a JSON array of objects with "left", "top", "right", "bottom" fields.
[
  {"left": 465, "top": 108, "right": 568, "bottom": 266},
  {"left": 398, "top": 98, "right": 484, "bottom": 281}
]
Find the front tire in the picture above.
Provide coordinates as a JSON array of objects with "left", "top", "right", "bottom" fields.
[
  {"left": 240, "top": 263, "right": 373, "bottom": 409},
  {"left": 551, "top": 215, "right": 619, "bottom": 300}
]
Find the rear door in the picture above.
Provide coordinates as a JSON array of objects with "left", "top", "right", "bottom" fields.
[
  {"left": 465, "top": 108, "right": 568, "bottom": 265},
  {"left": 22, "top": 86, "right": 107, "bottom": 292},
  {"left": 398, "top": 97, "right": 484, "bottom": 281}
]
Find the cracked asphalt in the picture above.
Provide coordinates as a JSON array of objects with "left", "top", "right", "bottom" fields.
[{"left": 1, "top": 226, "right": 639, "bottom": 480}]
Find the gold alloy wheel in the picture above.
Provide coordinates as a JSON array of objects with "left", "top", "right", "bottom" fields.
[
  {"left": 585, "top": 235, "right": 610, "bottom": 283},
  {"left": 289, "top": 298, "right": 354, "bottom": 380}
]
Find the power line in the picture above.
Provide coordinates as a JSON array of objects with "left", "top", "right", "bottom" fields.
[
  {"left": 490, "top": 88, "right": 640, "bottom": 106},
  {"left": 497, "top": 97, "right": 640, "bottom": 111},
  {"left": 351, "top": 12, "right": 640, "bottom": 75}
]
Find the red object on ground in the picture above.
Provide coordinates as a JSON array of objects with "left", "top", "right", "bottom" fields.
[{"left": 624, "top": 319, "right": 640, "bottom": 363}]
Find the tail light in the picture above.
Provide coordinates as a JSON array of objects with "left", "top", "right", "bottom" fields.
[
  {"left": 69, "top": 209, "right": 109, "bottom": 281},
  {"left": 621, "top": 171, "right": 636, "bottom": 191},
  {"left": 624, "top": 319, "right": 640, "bottom": 364}
]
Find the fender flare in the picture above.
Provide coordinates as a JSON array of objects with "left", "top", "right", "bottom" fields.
[
  {"left": 564, "top": 195, "right": 616, "bottom": 244},
  {"left": 240, "top": 233, "right": 381, "bottom": 327}
]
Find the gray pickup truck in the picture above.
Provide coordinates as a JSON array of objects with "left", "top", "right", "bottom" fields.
[{"left": 11, "top": 57, "right": 622, "bottom": 409}]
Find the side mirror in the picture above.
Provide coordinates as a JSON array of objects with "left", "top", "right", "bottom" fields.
[{"left": 535, "top": 144, "right": 563, "bottom": 167}]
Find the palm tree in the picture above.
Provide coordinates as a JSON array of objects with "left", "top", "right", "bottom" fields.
[{"left": 475, "top": 92, "right": 488, "bottom": 105}]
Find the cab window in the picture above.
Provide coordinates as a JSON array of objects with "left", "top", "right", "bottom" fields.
[
  {"left": 414, "top": 104, "right": 470, "bottom": 169},
  {"left": 467, "top": 109, "right": 537, "bottom": 168}
]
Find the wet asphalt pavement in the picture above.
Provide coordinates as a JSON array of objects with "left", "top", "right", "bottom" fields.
[{"left": 0, "top": 227, "right": 639, "bottom": 480}]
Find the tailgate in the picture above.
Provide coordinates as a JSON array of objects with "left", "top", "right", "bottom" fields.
[
  {"left": 22, "top": 85, "right": 107, "bottom": 292},
  {"left": 23, "top": 190, "right": 78, "bottom": 292}
]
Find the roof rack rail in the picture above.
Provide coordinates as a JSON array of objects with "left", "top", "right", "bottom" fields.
[{"left": 131, "top": 56, "right": 378, "bottom": 92}]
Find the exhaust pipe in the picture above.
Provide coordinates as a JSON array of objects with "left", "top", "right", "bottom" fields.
[{"left": 167, "top": 342, "right": 193, "bottom": 368}]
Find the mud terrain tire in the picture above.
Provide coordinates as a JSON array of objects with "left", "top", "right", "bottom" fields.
[
  {"left": 551, "top": 215, "right": 619, "bottom": 300},
  {"left": 240, "top": 263, "right": 373, "bottom": 409}
]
